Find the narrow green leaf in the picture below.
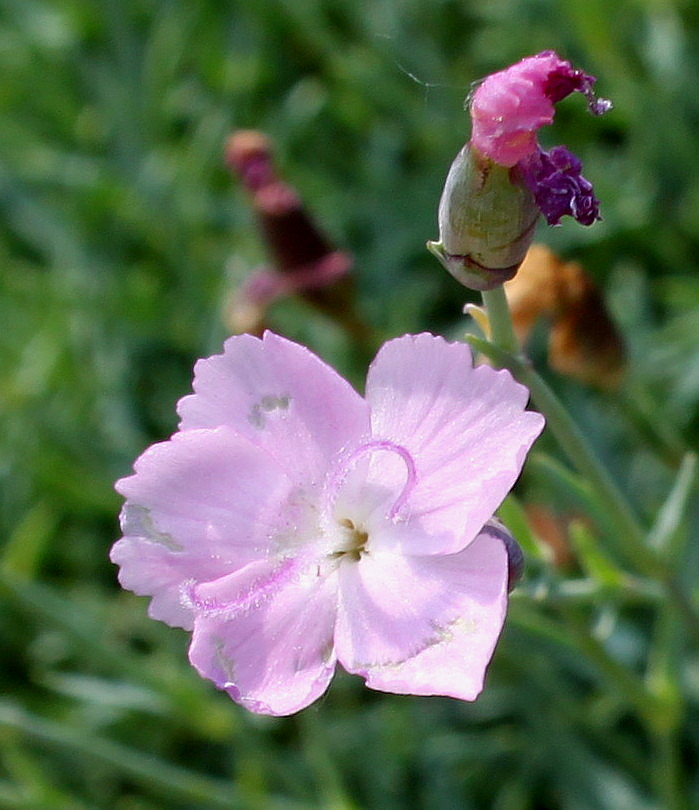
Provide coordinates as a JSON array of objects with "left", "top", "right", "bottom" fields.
[
  {"left": 497, "top": 494, "right": 547, "bottom": 561},
  {"left": 1, "top": 501, "right": 58, "bottom": 578},
  {"left": 0, "top": 701, "right": 304, "bottom": 810},
  {"left": 646, "top": 452, "right": 698, "bottom": 558},
  {"left": 568, "top": 520, "right": 626, "bottom": 587}
]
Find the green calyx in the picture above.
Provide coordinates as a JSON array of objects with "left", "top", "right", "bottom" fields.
[{"left": 429, "top": 145, "right": 539, "bottom": 291}]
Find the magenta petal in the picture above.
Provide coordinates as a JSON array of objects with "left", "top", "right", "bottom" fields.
[
  {"left": 470, "top": 51, "right": 610, "bottom": 167},
  {"left": 177, "top": 332, "right": 370, "bottom": 479},
  {"left": 112, "top": 427, "right": 296, "bottom": 628},
  {"left": 365, "top": 334, "right": 544, "bottom": 554},
  {"left": 335, "top": 530, "right": 508, "bottom": 699},
  {"left": 188, "top": 561, "right": 339, "bottom": 716},
  {"left": 470, "top": 52, "right": 563, "bottom": 166}
]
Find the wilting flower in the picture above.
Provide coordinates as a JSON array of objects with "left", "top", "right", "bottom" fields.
[
  {"left": 505, "top": 244, "right": 625, "bottom": 389},
  {"left": 470, "top": 51, "right": 611, "bottom": 171},
  {"left": 225, "top": 130, "right": 353, "bottom": 335},
  {"left": 429, "top": 51, "right": 611, "bottom": 290},
  {"left": 112, "top": 332, "right": 543, "bottom": 715}
]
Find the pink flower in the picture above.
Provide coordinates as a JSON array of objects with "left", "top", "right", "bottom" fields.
[
  {"left": 112, "top": 332, "right": 544, "bottom": 715},
  {"left": 471, "top": 50, "right": 611, "bottom": 167},
  {"left": 470, "top": 51, "right": 611, "bottom": 225}
]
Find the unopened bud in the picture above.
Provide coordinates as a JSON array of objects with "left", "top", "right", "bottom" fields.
[
  {"left": 482, "top": 518, "right": 525, "bottom": 592},
  {"left": 427, "top": 144, "right": 539, "bottom": 291}
]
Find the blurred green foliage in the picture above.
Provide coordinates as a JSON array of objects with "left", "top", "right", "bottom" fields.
[{"left": 1, "top": 0, "right": 699, "bottom": 807}]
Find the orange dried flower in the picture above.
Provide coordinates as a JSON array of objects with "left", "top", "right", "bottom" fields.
[{"left": 505, "top": 245, "right": 625, "bottom": 389}]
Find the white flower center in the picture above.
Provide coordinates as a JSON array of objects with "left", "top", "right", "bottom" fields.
[
  {"left": 323, "top": 439, "right": 418, "bottom": 561},
  {"left": 332, "top": 517, "right": 369, "bottom": 561}
]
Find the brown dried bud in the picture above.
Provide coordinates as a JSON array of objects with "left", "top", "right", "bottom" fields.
[{"left": 504, "top": 245, "right": 625, "bottom": 389}]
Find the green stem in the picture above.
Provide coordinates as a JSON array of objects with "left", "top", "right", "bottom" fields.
[
  {"left": 467, "top": 333, "right": 655, "bottom": 576},
  {"left": 471, "top": 290, "right": 699, "bottom": 643},
  {"left": 299, "top": 711, "right": 353, "bottom": 810},
  {"left": 559, "top": 605, "right": 661, "bottom": 729},
  {"left": 479, "top": 285, "right": 694, "bottom": 806},
  {"left": 481, "top": 285, "right": 647, "bottom": 563},
  {"left": 647, "top": 596, "right": 685, "bottom": 809},
  {"left": 654, "top": 730, "right": 684, "bottom": 810},
  {"left": 518, "top": 365, "right": 655, "bottom": 569},
  {"left": 481, "top": 285, "right": 519, "bottom": 353}
]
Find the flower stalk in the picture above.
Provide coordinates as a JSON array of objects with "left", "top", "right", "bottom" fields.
[{"left": 470, "top": 291, "right": 699, "bottom": 644}]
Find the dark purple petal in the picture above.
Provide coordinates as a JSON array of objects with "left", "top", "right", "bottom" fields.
[
  {"left": 544, "top": 62, "right": 595, "bottom": 103},
  {"left": 517, "top": 146, "right": 601, "bottom": 226},
  {"left": 542, "top": 57, "right": 613, "bottom": 116}
]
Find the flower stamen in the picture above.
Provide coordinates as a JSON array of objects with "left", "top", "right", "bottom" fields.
[{"left": 333, "top": 518, "right": 369, "bottom": 561}]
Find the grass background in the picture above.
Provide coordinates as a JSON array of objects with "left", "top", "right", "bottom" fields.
[{"left": 2, "top": 0, "right": 699, "bottom": 807}]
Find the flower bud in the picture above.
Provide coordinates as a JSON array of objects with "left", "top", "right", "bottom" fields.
[
  {"left": 482, "top": 518, "right": 525, "bottom": 592},
  {"left": 427, "top": 144, "right": 540, "bottom": 290},
  {"left": 429, "top": 52, "right": 611, "bottom": 291}
]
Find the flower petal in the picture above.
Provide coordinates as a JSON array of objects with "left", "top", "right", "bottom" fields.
[
  {"left": 365, "top": 333, "right": 544, "bottom": 555},
  {"left": 470, "top": 52, "right": 561, "bottom": 166},
  {"left": 188, "top": 561, "right": 339, "bottom": 716},
  {"left": 470, "top": 51, "right": 610, "bottom": 167},
  {"left": 112, "top": 427, "right": 299, "bottom": 628},
  {"left": 518, "top": 145, "right": 600, "bottom": 226},
  {"left": 177, "top": 332, "right": 370, "bottom": 479},
  {"left": 335, "top": 528, "right": 508, "bottom": 700}
]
